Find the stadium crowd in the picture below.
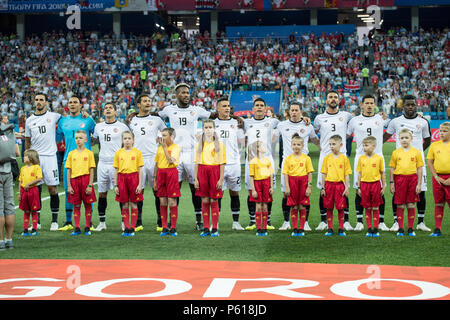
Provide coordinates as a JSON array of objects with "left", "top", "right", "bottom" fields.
[
  {"left": 0, "top": 26, "right": 448, "bottom": 127},
  {"left": 371, "top": 27, "right": 449, "bottom": 117}
]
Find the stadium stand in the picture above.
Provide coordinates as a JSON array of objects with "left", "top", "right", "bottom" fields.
[{"left": 0, "top": 26, "right": 448, "bottom": 127}]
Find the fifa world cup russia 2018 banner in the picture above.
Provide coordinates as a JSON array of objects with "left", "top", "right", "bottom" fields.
[
  {"left": 230, "top": 91, "right": 281, "bottom": 117},
  {"left": 1, "top": 0, "right": 161, "bottom": 12},
  {"left": 0, "top": 0, "right": 400, "bottom": 12},
  {"left": 2, "top": 0, "right": 115, "bottom": 12}
]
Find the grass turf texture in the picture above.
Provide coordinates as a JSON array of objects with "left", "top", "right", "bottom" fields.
[{"left": 3, "top": 142, "right": 449, "bottom": 267}]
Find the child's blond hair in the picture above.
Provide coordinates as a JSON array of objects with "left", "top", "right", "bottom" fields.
[
  {"left": 24, "top": 149, "right": 40, "bottom": 165},
  {"left": 330, "top": 134, "right": 343, "bottom": 143},
  {"left": 440, "top": 122, "right": 450, "bottom": 130},
  {"left": 398, "top": 128, "right": 413, "bottom": 138},
  {"left": 362, "top": 136, "right": 377, "bottom": 146}
]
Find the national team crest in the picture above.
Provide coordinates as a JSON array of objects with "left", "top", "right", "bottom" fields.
[
  {"left": 416, "top": 124, "right": 422, "bottom": 130},
  {"left": 47, "top": 118, "right": 52, "bottom": 123},
  {"left": 372, "top": 164, "right": 377, "bottom": 167},
  {"left": 80, "top": 123, "right": 85, "bottom": 128},
  {"left": 148, "top": 121, "right": 153, "bottom": 126},
  {"left": 339, "top": 117, "right": 344, "bottom": 122},
  {"left": 84, "top": 157, "right": 88, "bottom": 161},
  {"left": 300, "top": 129, "right": 305, "bottom": 133},
  {"left": 190, "top": 111, "right": 195, "bottom": 116},
  {"left": 411, "top": 157, "right": 415, "bottom": 162},
  {"left": 265, "top": 123, "right": 270, "bottom": 127},
  {"left": 113, "top": 128, "right": 119, "bottom": 133}
]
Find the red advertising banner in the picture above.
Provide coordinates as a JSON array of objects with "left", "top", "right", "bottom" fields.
[
  {"left": 0, "top": 259, "right": 449, "bottom": 300},
  {"left": 383, "top": 128, "right": 441, "bottom": 143},
  {"left": 337, "top": 0, "right": 394, "bottom": 7},
  {"left": 159, "top": 0, "right": 394, "bottom": 11}
]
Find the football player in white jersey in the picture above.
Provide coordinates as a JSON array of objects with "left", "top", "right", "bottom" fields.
[
  {"left": 91, "top": 103, "right": 129, "bottom": 231},
  {"left": 313, "top": 91, "right": 354, "bottom": 231},
  {"left": 214, "top": 97, "right": 246, "bottom": 230},
  {"left": 383, "top": 94, "right": 432, "bottom": 232},
  {"left": 243, "top": 98, "right": 280, "bottom": 230},
  {"left": 347, "top": 95, "right": 390, "bottom": 232},
  {"left": 277, "top": 102, "right": 320, "bottom": 231},
  {"left": 130, "top": 94, "right": 167, "bottom": 232},
  {"left": 158, "top": 84, "right": 213, "bottom": 230},
  {"left": 25, "top": 93, "right": 61, "bottom": 231}
]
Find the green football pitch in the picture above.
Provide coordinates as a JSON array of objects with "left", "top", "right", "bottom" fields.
[{"left": 3, "top": 142, "right": 449, "bottom": 268}]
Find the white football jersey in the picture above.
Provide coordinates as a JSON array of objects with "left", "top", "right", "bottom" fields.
[
  {"left": 313, "top": 110, "right": 353, "bottom": 155},
  {"left": 158, "top": 104, "right": 211, "bottom": 153},
  {"left": 244, "top": 116, "right": 279, "bottom": 161},
  {"left": 214, "top": 118, "right": 244, "bottom": 165},
  {"left": 93, "top": 120, "right": 129, "bottom": 163},
  {"left": 347, "top": 114, "right": 387, "bottom": 156},
  {"left": 25, "top": 111, "right": 61, "bottom": 156},
  {"left": 386, "top": 115, "right": 431, "bottom": 154},
  {"left": 129, "top": 115, "right": 166, "bottom": 158},
  {"left": 277, "top": 119, "right": 317, "bottom": 158}
]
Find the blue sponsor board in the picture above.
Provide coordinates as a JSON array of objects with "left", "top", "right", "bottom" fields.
[
  {"left": 1, "top": 0, "right": 116, "bottom": 12},
  {"left": 230, "top": 90, "right": 281, "bottom": 115},
  {"left": 226, "top": 25, "right": 355, "bottom": 41}
]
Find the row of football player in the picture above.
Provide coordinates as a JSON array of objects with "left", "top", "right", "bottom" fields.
[
  {"left": 20, "top": 89, "right": 444, "bottom": 238},
  {"left": 18, "top": 117, "right": 449, "bottom": 238}
]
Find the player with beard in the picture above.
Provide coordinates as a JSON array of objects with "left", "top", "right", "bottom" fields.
[
  {"left": 383, "top": 94, "right": 432, "bottom": 232},
  {"left": 25, "top": 93, "right": 62, "bottom": 231},
  {"left": 313, "top": 91, "right": 354, "bottom": 231},
  {"left": 129, "top": 94, "right": 166, "bottom": 232},
  {"left": 277, "top": 102, "right": 320, "bottom": 231}
]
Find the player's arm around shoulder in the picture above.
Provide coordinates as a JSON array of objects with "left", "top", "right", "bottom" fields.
[{"left": 383, "top": 118, "right": 396, "bottom": 142}]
